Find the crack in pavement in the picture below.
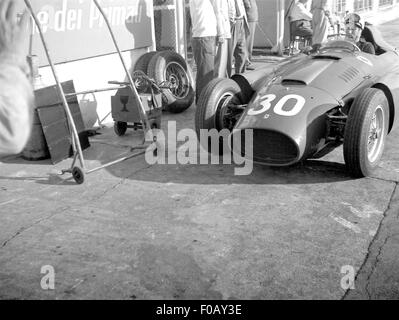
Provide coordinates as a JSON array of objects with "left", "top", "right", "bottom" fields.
[
  {"left": 365, "top": 235, "right": 390, "bottom": 299},
  {"left": 1, "top": 206, "right": 71, "bottom": 249},
  {"left": 343, "top": 182, "right": 399, "bottom": 300},
  {"left": 89, "top": 164, "right": 155, "bottom": 203},
  {"left": 369, "top": 176, "right": 399, "bottom": 184}
]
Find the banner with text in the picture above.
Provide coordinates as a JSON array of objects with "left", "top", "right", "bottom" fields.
[{"left": 26, "top": 0, "right": 153, "bottom": 66}]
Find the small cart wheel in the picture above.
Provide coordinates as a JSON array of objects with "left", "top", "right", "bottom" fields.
[
  {"left": 114, "top": 122, "right": 128, "bottom": 136},
  {"left": 72, "top": 167, "right": 85, "bottom": 185}
]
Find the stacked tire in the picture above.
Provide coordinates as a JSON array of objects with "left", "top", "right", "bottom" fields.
[{"left": 133, "top": 50, "right": 195, "bottom": 114}]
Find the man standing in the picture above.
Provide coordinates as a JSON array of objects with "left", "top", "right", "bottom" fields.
[
  {"left": 244, "top": 0, "right": 258, "bottom": 71},
  {"left": 189, "top": 0, "right": 219, "bottom": 101},
  {"left": 0, "top": 0, "right": 33, "bottom": 155},
  {"left": 311, "top": 0, "right": 333, "bottom": 50},
  {"left": 290, "top": 0, "right": 313, "bottom": 44},
  {"left": 228, "top": 0, "right": 250, "bottom": 77},
  {"left": 214, "top": 0, "right": 233, "bottom": 78}
]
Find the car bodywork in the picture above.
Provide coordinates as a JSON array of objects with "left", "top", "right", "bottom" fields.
[{"left": 230, "top": 29, "right": 399, "bottom": 166}]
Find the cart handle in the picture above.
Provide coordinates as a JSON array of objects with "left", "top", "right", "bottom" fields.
[{"left": 108, "top": 81, "right": 130, "bottom": 86}]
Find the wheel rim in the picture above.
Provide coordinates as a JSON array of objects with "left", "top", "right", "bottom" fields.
[
  {"left": 367, "top": 105, "right": 385, "bottom": 163},
  {"left": 165, "top": 62, "right": 190, "bottom": 99},
  {"left": 216, "top": 92, "right": 236, "bottom": 131}
]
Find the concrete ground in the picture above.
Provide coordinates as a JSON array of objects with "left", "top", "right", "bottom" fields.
[{"left": 1, "top": 20, "right": 399, "bottom": 300}]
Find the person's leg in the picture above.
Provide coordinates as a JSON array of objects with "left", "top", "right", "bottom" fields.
[
  {"left": 295, "top": 21, "right": 313, "bottom": 38},
  {"left": 192, "top": 37, "right": 216, "bottom": 102},
  {"left": 312, "top": 10, "right": 328, "bottom": 47},
  {"left": 246, "top": 21, "right": 256, "bottom": 62},
  {"left": 312, "top": 10, "right": 322, "bottom": 46},
  {"left": 234, "top": 19, "right": 248, "bottom": 74},
  {"left": 215, "top": 40, "right": 230, "bottom": 78},
  {"left": 228, "top": 22, "right": 238, "bottom": 78}
]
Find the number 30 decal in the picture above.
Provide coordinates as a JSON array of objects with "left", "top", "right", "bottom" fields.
[{"left": 248, "top": 94, "right": 306, "bottom": 117}]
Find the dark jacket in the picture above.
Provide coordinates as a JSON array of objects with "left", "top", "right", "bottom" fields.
[{"left": 357, "top": 39, "right": 376, "bottom": 55}]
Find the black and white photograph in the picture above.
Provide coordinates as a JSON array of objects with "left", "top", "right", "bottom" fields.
[{"left": 1, "top": 0, "right": 399, "bottom": 308}]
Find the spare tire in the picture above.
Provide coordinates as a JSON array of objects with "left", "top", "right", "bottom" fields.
[
  {"left": 133, "top": 51, "right": 158, "bottom": 73},
  {"left": 148, "top": 51, "right": 195, "bottom": 114}
]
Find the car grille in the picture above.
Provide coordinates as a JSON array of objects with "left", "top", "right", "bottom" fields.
[{"left": 237, "top": 129, "right": 299, "bottom": 165}]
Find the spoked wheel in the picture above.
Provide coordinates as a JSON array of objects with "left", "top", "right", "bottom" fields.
[
  {"left": 368, "top": 106, "right": 386, "bottom": 163},
  {"left": 344, "top": 88, "right": 389, "bottom": 177},
  {"left": 195, "top": 78, "right": 249, "bottom": 155},
  {"left": 148, "top": 51, "right": 195, "bottom": 113},
  {"left": 72, "top": 167, "right": 85, "bottom": 185},
  {"left": 165, "top": 61, "right": 191, "bottom": 101}
]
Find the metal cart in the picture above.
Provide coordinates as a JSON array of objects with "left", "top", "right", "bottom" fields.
[{"left": 24, "top": 0, "right": 158, "bottom": 185}]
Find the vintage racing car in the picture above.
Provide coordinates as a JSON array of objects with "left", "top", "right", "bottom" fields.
[{"left": 195, "top": 25, "right": 399, "bottom": 177}]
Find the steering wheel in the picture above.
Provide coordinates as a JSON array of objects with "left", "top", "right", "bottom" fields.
[{"left": 320, "top": 40, "right": 361, "bottom": 53}]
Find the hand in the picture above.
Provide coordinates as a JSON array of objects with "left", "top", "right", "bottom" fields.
[
  {"left": 0, "top": 0, "right": 30, "bottom": 67},
  {"left": 217, "top": 36, "right": 225, "bottom": 44}
]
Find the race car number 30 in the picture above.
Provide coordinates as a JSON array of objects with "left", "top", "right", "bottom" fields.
[{"left": 248, "top": 94, "right": 306, "bottom": 117}]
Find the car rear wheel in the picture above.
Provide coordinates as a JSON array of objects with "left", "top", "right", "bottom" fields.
[
  {"left": 195, "top": 78, "right": 248, "bottom": 155},
  {"left": 344, "top": 88, "right": 389, "bottom": 177},
  {"left": 148, "top": 51, "right": 195, "bottom": 114}
]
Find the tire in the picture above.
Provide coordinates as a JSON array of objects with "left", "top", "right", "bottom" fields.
[
  {"left": 148, "top": 51, "right": 195, "bottom": 114},
  {"left": 344, "top": 88, "right": 389, "bottom": 178},
  {"left": 114, "top": 122, "right": 128, "bottom": 137},
  {"left": 72, "top": 167, "right": 85, "bottom": 185},
  {"left": 133, "top": 51, "right": 158, "bottom": 73},
  {"left": 195, "top": 78, "right": 248, "bottom": 155}
]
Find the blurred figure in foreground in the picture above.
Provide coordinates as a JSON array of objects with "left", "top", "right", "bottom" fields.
[{"left": 0, "top": 0, "right": 33, "bottom": 155}]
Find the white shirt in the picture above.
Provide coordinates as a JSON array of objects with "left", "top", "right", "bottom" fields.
[
  {"left": 190, "top": 0, "right": 218, "bottom": 38},
  {"left": 290, "top": 2, "right": 313, "bottom": 22},
  {"left": 214, "top": 0, "right": 233, "bottom": 38}
]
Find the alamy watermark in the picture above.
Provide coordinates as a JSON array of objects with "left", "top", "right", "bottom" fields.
[
  {"left": 41, "top": 265, "right": 55, "bottom": 291},
  {"left": 144, "top": 122, "right": 254, "bottom": 176},
  {"left": 341, "top": 265, "right": 356, "bottom": 291}
]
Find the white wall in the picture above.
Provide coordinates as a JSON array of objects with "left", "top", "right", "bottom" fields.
[{"left": 360, "top": 2, "right": 399, "bottom": 25}]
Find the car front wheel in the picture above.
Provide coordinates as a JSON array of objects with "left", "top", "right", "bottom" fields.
[
  {"left": 195, "top": 78, "right": 248, "bottom": 155},
  {"left": 344, "top": 88, "right": 389, "bottom": 177}
]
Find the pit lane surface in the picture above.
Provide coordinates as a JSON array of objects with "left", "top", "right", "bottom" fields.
[{"left": 1, "top": 20, "right": 399, "bottom": 300}]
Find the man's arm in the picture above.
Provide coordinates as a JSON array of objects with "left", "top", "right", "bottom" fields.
[
  {"left": 0, "top": 64, "right": 34, "bottom": 155},
  {"left": 362, "top": 42, "right": 376, "bottom": 55},
  {"left": 212, "top": 0, "right": 223, "bottom": 38},
  {"left": 0, "top": 0, "right": 33, "bottom": 156}
]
